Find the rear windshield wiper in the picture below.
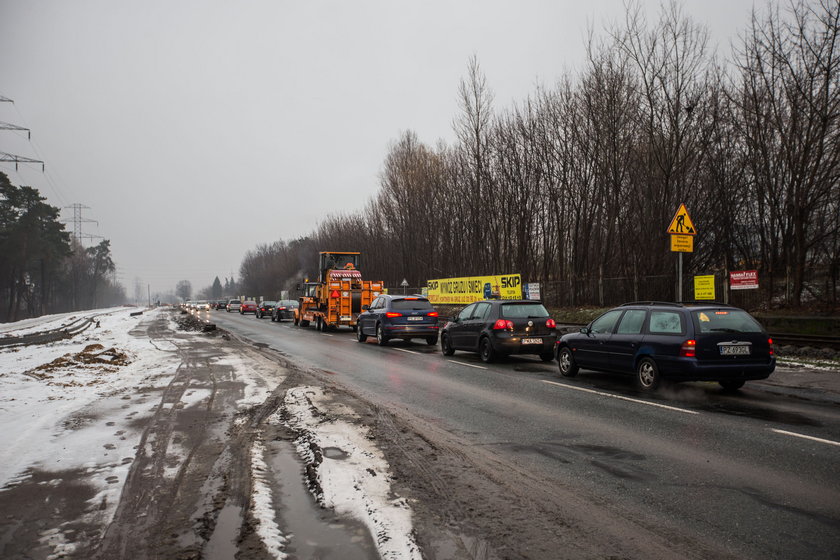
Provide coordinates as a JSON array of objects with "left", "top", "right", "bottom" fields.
[{"left": 710, "top": 328, "right": 740, "bottom": 333}]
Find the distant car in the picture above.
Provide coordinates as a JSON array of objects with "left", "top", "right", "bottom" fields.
[
  {"left": 357, "top": 295, "right": 440, "bottom": 346},
  {"left": 226, "top": 299, "right": 241, "bottom": 313},
  {"left": 212, "top": 300, "right": 227, "bottom": 310},
  {"left": 271, "top": 300, "right": 299, "bottom": 322},
  {"left": 195, "top": 300, "right": 211, "bottom": 311},
  {"left": 255, "top": 300, "right": 276, "bottom": 319},
  {"left": 441, "top": 300, "right": 557, "bottom": 363},
  {"left": 556, "top": 301, "right": 775, "bottom": 392},
  {"left": 240, "top": 300, "right": 257, "bottom": 314}
]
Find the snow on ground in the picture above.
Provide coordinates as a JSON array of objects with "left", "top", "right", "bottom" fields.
[
  {"left": 250, "top": 438, "right": 289, "bottom": 559},
  {"left": 1, "top": 308, "right": 421, "bottom": 560},
  {"left": 0, "top": 307, "right": 179, "bottom": 488},
  {"left": 0, "top": 307, "right": 119, "bottom": 337},
  {"left": 281, "top": 386, "right": 423, "bottom": 560}
]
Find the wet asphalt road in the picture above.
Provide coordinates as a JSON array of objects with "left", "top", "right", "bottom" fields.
[{"left": 205, "top": 309, "right": 840, "bottom": 560}]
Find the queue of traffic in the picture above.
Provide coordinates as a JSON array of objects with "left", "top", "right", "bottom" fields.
[{"left": 192, "top": 293, "right": 776, "bottom": 394}]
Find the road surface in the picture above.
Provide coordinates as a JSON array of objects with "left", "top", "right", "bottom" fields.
[{"left": 207, "top": 308, "right": 840, "bottom": 560}]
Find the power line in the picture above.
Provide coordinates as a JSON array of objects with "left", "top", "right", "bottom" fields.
[
  {"left": 0, "top": 151, "right": 44, "bottom": 171},
  {"left": 0, "top": 121, "right": 30, "bottom": 139}
]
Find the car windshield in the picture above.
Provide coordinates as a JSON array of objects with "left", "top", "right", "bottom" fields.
[
  {"left": 392, "top": 298, "right": 433, "bottom": 311},
  {"left": 692, "top": 309, "right": 764, "bottom": 334},
  {"left": 500, "top": 303, "right": 549, "bottom": 318}
]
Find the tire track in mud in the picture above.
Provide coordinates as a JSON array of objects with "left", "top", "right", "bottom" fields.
[{"left": 92, "top": 316, "right": 289, "bottom": 560}]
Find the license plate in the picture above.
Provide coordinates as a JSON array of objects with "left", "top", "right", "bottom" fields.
[
  {"left": 522, "top": 338, "right": 542, "bottom": 344},
  {"left": 340, "top": 316, "right": 351, "bottom": 321},
  {"left": 720, "top": 345, "right": 750, "bottom": 356},
  {"left": 408, "top": 317, "right": 423, "bottom": 321}
]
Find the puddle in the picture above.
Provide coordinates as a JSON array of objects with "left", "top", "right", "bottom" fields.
[
  {"left": 266, "top": 440, "right": 378, "bottom": 560},
  {"left": 204, "top": 502, "right": 242, "bottom": 560},
  {"left": 322, "top": 447, "right": 349, "bottom": 460}
]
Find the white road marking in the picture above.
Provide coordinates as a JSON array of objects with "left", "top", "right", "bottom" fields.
[
  {"left": 321, "top": 333, "right": 334, "bottom": 337},
  {"left": 770, "top": 429, "right": 840, "bottom": 448},
  {"left": 447, "top": 360, "right": 487, "bottom": 370},
  {"left": 541, "top": 380, "right": 699, "bottom": 415},
  {"left": 394, "top": 348, "right": 416, "bottom": 354}
]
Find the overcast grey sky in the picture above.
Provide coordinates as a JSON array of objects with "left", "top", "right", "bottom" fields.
[{"left": 1, "top": 0, "right": 761, "bottom": 298}]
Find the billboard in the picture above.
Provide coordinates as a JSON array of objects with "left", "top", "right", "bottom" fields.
[
  {"left": 426, "top": 274, "right": 522, "bottom": 305},
  {"left": 730, "top": 270, "right": 759, "bottom": 290}
]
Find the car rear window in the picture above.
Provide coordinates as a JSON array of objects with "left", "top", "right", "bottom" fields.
[
  {"left": 649, "top": 311, "right": 684, "bottom": 334},
  {"left": 692, "top": 309, "right": 764, "bottom": 334},
  {"left": 501, "top": 303, "right": 549, "bottom": 318},
  {"left": 392, "top": 298, "right": 434, "bottom": 311}
]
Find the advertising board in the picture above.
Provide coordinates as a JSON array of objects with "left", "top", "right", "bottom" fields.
[
  {"left": 426, "top": 274, "right": 522, "bottom": 305},
  {"left": 730, "top": 270, "right": 759, "bottom": 290}
]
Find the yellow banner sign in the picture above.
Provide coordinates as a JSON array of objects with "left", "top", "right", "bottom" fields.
[
  {"left": 694, "top": 275, "right": 716, "bottom": 300},
  {"left": 426, "top": 274, "right": 522, "bottom": 305}
]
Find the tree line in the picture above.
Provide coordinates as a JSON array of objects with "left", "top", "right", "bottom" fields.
[
  {"left": 237, "top": 1, "right": 839, "bottom": 310},
  {"left": 0, "top": 172, "right": 124, "bottom": 321}
]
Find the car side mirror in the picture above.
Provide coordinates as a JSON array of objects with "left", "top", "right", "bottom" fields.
[
  {"left": 361, "top": 305, "right": 370, "bottom": 311},
  {"left": 451, "top": 316, "right": 460, "bottom": 323},
  {"left": 579, "top": 327, "right": 590, "bottom": 335}
]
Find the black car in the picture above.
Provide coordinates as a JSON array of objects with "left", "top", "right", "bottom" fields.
[
  {"left": 271, "top": 300, "right": 298, "bottom": 322},
  {"left": 440, "top": 300, "right": 557, "bottom": 362},
  {"left": 356, "top": 295, "right": 440, "bottom": 345},
  {"left": 556, "top": 301, "right": 775, "bottom": 392},
  {"left": 255, "top": 301, "right": 276, "bottom": 319}
]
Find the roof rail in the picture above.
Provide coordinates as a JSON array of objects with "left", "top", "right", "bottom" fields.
[
  {"left": 679, "top": 300, "right": 734, "bottom": 307},
  {"left": 619, "top": 301, "right": 682, "bottom": 307}
]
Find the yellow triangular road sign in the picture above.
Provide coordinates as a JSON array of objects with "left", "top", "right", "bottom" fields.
[{"left": 667, "top": 204, "right": 697, "bottom": 235}]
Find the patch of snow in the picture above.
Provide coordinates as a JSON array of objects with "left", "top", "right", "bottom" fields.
[
  {"left": 777, "top": 359, "right": 840, "bottom": 372},
  {"left": 282, "top": 386, "right": 422, "bottom": 560},
  {"left": 250, "top": 437, "right": 288, "bottom": 559}
]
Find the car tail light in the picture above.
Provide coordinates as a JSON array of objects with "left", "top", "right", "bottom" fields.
[
  {"left": 768, "top": 338, "right": 774, "bottom": 355},
  {"left": 385, "top": 312, "right": 402, "bottom": 318},
  {"left": 680, "top": 339, "right": 696, "bottom": 358},
  {"left": 493, "top": 319, "right": 514, "bottom": 330},
  {"left": 428, "top": 311, "right": 439, "bottom": 317},
  {"left": 546, "top": 318, "right": 556, "bottom": 329},
  {"left": 278, "top": 306, "right": 286, "bottom": 310}
]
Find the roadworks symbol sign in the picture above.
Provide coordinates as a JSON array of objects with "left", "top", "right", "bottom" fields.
[{"left": 667, "top": 203, "right": 697, "bottom": 235}]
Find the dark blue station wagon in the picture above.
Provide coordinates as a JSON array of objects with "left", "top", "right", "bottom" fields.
[{"left": 556, "top": 302, "right": 775, "bottom": 392}]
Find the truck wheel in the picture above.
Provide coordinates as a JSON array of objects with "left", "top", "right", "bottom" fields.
[
  {"left": 376, "top": 324, "right": 389, "bottom": 346},
  {"left": 293, "top": 316, "right": 299, "bottom": 326},
  {"left": 300, "top": 320, "right": 309, "bottom": 327}
]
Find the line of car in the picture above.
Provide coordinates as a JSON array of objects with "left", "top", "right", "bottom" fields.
[
  {"left": 215, "top": 298, "right": 300, "bottom": 322},
  {"left": 190, "top": 296, "right": 776, "bottom": 394},
  {"left": 357, "top": 296, "right": 776, "bottom": 394}
]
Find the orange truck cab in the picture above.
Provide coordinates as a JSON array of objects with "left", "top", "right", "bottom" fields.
[{"left": 294, "top": 252, "right": 383, "bottom": 332}]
